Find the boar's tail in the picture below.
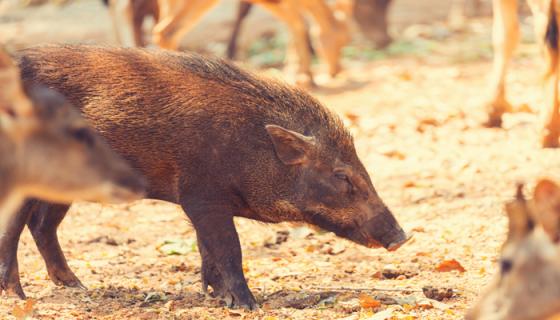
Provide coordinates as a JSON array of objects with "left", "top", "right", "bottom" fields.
[
  {"left": 545, "top": 0, "right": 559, "bottom": 77},
  {"left": 101, "top": 0, "right": 109, "bottom": 6}
]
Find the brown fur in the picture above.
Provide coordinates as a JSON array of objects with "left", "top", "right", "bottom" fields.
[{"left": 13, "top": 45, "right": 407, "bottom": 308}]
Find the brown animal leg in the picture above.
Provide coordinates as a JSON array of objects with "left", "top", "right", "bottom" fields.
[
  {"left": 0, "top": 202, "right": 30, "bottom": 299},
  {"left": 299, "top": 0, "right": 351, "bottom": 77},
  {"left": 449, "top": 0, "right": 468, "bottom": 28},
  {"left": 226, "top": 2, "right": 316, "bottom": 61},
  {"left": 27, "top": 202, "right": 84, "bottom": 288},
  {"left": 132, "top": 3, "right": 147, "bottom": 46},
  {"left": 197, "top": 233, "right": 227, "bottom": 297},
  {"left": 131, "top": 0, "right": 160, "bottom": 47},
  {"left": 542, "top": 69, "right": 560, "bottom": 148},
  {"left": 182, "top": 201, "right": 256, "bottom": 309},
  {"left": 260, "top": 1, "right": 314, "bottom": 87},
  {"left": 353, "top": 0, "right": 392, "bottom": 48},
  {"left": 226, "top": 2, "right": 253, "bottom": 60},
  {"left": 540, "top": 6, "right": 560, "bottom": 148},
  {"left": 109, "top": 0, "right": 137, "bottom": 47},
  {"left": 486, "top": 0, "right": 518, "bottom": 127},
  {"left": 152, "top": 0, "right": 220, "bottom": 50}
]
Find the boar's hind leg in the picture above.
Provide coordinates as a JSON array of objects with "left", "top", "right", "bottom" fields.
[
  {"left": 182, "top": 202, "right": 257, "bottom": 310},
  {"left": 0, "top": 201, "right": 31, "bottom": 299},
  {"left": 27, "top": 202, "right": 85, "bottom": 289}
]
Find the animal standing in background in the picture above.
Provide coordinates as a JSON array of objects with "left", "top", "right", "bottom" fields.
[
  {"left": 153, "top": 0, "right": 351, "bottom": 87},
  {"left": 0, "top": 48, "right": 146, "bottom": 297},
  {"left": 106, "top": 0, "right": 352, "bottom": 87},
  {"left": 448, "top": 0, "right": 484, "bottom": 28},
  {"left": 467, "top": 180, "right": 560, "bottom": 320},
  {"left": 105, "top": 0, "right": 391, "bottom": 60},
  {"left": 225, "top": 0, "right": 393, "bottom": 60},
  {"left": 486, "top": 0, "right": 560, "bottom": 148},
  {"left": 104, "top": 0, "right": 159, "bottom": 47},
  {"left": 15, "top": 45, "right": 410, "bottom": 309}
]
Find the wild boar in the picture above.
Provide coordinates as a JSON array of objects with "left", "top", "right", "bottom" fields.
[{"left": 13, "top": 45, "right": 409, "bottom": 308}]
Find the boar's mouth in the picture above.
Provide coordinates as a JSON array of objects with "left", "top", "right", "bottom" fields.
[
  {"left": 351, "top": 210, "right": 410, "bottom": 251},
  {"left": 306, "top": 209, "right": 411, "bottom": 251}
]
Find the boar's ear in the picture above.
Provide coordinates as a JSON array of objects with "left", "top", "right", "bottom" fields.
[
  {"left": 266, "top": 124, "right": 315, "bottom": 165},
  {"left": 533, "top": 179, "right": 560, "bottom": 241}
]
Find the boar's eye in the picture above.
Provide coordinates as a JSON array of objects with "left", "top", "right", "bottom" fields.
[
  {"left": 334, "top": 171, "right": 353, "bottom": 193},
  {"left": 334, "top": 172, "right": 348, "bottom": 180}
]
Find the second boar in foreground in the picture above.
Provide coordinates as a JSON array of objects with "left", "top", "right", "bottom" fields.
[{"left": 16, "top": 45, "right": 409, "bottom": 309}]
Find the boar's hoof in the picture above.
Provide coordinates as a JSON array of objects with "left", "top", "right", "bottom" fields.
[
  {"left": 201, "top": 263, "right": 227, "bottom": 297},
  {"left": 222, "top": 291, "right": 258, "bottom": 310},
  {"left": 209, "top": 286, "right": 257, "bottom": 310},
  {"left": 207, "top": 287, "right": 257, "bottom": 310},
  {"left": 0, "top": 261, "right": 26, "bottom": 299},
  {"left": 201, "top": 265, "right": 257, "bottom": 310},
  {"left": 50, "top": 271, "right": 86, "bottom": 290},
  {"left": 0, "top": 278, "right": 26, "bottom": 300}
]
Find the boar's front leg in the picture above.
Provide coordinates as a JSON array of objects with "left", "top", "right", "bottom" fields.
[{"left": 182, "top": 201, "right": 257, "bottom": 310}]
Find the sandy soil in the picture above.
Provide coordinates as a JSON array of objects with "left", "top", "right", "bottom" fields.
[{"left": 1, "top": 0, "right": 559, "bottom": 319}]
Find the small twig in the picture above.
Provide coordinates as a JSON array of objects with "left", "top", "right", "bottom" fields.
[{"left": 309, "top": 286, "right": 423, "bottom": 293}]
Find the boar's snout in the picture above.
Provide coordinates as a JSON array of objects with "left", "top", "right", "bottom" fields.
[{"left": 350, "top": 206, "right": 410, "bottom": 251}]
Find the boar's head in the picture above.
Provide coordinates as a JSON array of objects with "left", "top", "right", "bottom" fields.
[{"left": 265, "top": 123, "right": 409, "bottom": 251}]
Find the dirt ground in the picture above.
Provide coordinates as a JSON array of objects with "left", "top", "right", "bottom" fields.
[{"left": 1, "top": 0, "right": 559, "bottom": 319}]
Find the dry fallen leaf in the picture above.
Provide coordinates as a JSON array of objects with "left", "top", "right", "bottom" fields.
[
  {"left": 416, "top": 299, "right": 434, "bottom": 310},
  {"left": 411, "top": 226, "right": 425, "bottom": 233},
  {"left": 12, "top": 299, "right": 36, "bottom": 320},
  {"left": 416, "top": 252, "right": 431, "bottom": 257},
  {"left": 381, "top": 150, "right": 406, "bottom": 160},
  {"left": 435, "top": 259, "right": 466, "bottom": 272},
  {"left": 398, "top": 70, "right": 413, "bottom": 81},
  {"left": 403, "top": 181, "right": 416, "bottom": 188},
  {"left": 345, "top": 113, "right": 360, "bottom": 125},
  {"left": 359, "top": 293, "right": 381, "bottom": 309}
]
